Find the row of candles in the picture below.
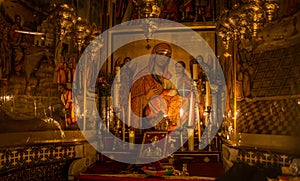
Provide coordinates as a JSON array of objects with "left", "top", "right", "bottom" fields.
[
  {"left": 114, "top": 90, "right": 209, "bottom": 152},
  {"left": 106, "top": 59, "right": 215, "bottom": 150},
  {"left": 0, "top": 95, "right": 14, "bottom": 103},
  {"left": 0, "top": 94, "right": 59, "bottom": 119},
  {"left": 0, "top": 95, "right": 15, "bottom": 112},
  {"left": 111, "top": 64, "right": 212, "bottom": 126},
  {"left": 97, "top": 64, "right": 215, "bottom": 151}
]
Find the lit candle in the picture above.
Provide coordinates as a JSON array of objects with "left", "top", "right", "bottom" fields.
[
  {"left": 113, "top": 83, "right": 120, "bottom": 108},
  {"left": 115, "top": 66, "right": 120, "bottom": 83},
  {"left": 180, "top": 108, "right": 184, "bottom": 127},
  {"left": 3, "top": 89, "right": 6, "bottom": 103},
  {"left": 107, "top": 112, "right": 110, "bottom": 133},
  {"left": 192, "top": 64, "right": 198, "bottom": 80},
  {"left": 196, "top": 102, "right": 201, "bottom": 150},
  {"left": 179, "top": 108, "right": 184, "bottom": 151},
  {"left": 179, "top": 108, "right": 184, "bottom": 149},
  {"left": 101, "top": 97, "right": 106, "bottom": 120},
  {"left": 206, "top": 81, "right": 211, "bottom": 107},
  {"left": 127, "top": 92, "right": 131, "bottom": 127},
  {"left": 34, "top": 100, "right": 37, "bottom": 117},
  {"left": 107, "top": 96, "right": 111, "bottom": 132},
  {"left": 188, "top": 91, "right": 193, "bottom": 126},
  {"left": 122, "top": 109, "right": 126, "bottom": 143}
]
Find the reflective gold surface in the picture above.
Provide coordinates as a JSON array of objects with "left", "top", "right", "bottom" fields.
[{"left": 216, "top": 0, "right": 279, "bottom": 50}]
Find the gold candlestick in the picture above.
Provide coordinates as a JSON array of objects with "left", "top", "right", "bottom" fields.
[
  {"left": 187, "top": 128, "right": 194, "bottom": 151},
  {"left": 129, "top": 130, "right": 135, "bottom": 150},
  {"left": 127, "top": 92, "right": 131, "bottom": 127},
  {"left": 34, "top": 100, "right": 37, "bottom": 117},
  {"left": 188, "top": 91, "right": 193, "bottom": 126},
  {"left": 179, "top": 109, "right": 184, "bottom": 151}
]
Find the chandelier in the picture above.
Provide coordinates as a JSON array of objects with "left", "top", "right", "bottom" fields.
[
  {"left": 138, "top": 0, "right": 161, "bottom": 18},
  {"left": 74, "top": 17, "right": 91, "bottom": 52},
  {"left": 48, "top": 3, "right": 77, "bottom": 41},
  {"left": 216, "top": 0, "right": 279, "bottom": 51},
  {"left": 134, "top": 0, "right": 161, "bottom": 49},
  {"left": 48, "top": 3, "right": 98, "bottom": 53}
]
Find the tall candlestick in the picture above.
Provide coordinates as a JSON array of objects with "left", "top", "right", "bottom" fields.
[
  {"left": 34, "top": 100, "right": 37, "bottom": 117},
  {"left": 206, "top": 81, "right": 211, "bottom": 107},
  {"left": 187, "top": 128, "right": 194, "bottom": 151},
  {"left": 127, "top": 92, "right": 131, "bottom": 127},
  {"left": 179, "top": 108, "right": 183, "bottom": 127},
  {"left": 179, "top": 108, "right": 184, "bottom": 151},
  {"left": 106, "top": 97, "right": 109, "bottom": 132},
  {"left": 196, "top": 101, "right": 201, "bottom": 148},
  {"left": 107, "top": 111, "right": 110, "bottom": 133},
  {"left": 83, "top": 68, "right": 87, "bottom": 131},
  {"left": 115, "top": 66, "right": 120, "bottom": 83},
  {"left": 180, "top": 131, "right": 184, "bottom": 151},
  {"left": 129, "top": 130, "right": 135, "bottom": 150},
  {"left": 192, "top": 64, "right": 198, "bottom": 80},
  {"left": 188, "top": 91, "right": 193, "bottom": 126},
  {"left": 101, "top": 97, "right": 106, "bottom": 121},
  {"left": 113, "top": 83, "right": 120, "bottom": 108},
  {"left": 233, "top": 41, "right": 237, "bottom": 142},
  {"left": 122, "top": 109, "right": 126, "bottom": 144}
]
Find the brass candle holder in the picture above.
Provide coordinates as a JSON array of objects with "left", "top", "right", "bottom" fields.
[{"left": 187, "top": 127, "right": 194, "bottom": 151}]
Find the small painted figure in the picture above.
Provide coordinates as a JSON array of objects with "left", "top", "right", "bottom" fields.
[
  {"left": 179, "top": 0, "right": 193, "bottom": 21},
  {"left": 161, "top": 0, "right": 179, "bottom": 21},
  {"left": 194, "top": 0, "right": 208, "bottom": 22}
]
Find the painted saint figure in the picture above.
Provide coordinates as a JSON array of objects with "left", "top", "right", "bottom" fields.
[
  {"left": 60, "top": 85, "right": 76, "bottom": 125},
  {"left": 9, "top": 15, "right": 24, "bottom": 74},
  {"left": 174, "top": 61, "right": 193, "bottom": 127},
  {"left": 9, "top": 15, "right": 23, "bottom": 46},
  {"left": 194, "top": 0, "right": 208, "bottom": 22},
  {"left": 179, "top": 0, "right": 193, "bottom": 20},
  {"left": 161, "top": 0, "right": 178, "bottom": 21},
  {"left": 130, "top": 43, "right": 181, "bottom": 130},
  {"left": 56, "top": 59, "right": 67, "bottom": 84}
]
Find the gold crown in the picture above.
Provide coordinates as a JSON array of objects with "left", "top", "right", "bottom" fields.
[{"left": 155, "top": 49, "right": 171, "bottom": 57}]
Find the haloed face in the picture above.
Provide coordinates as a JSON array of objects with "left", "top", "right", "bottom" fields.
[
  {"left": 196, "top": 56, "right": 203, "bottom": 63},
  {"left": 175, "top": 63, "right": 184, "bottom": 74},
  {"left": 155, "top": 54, "right": 170, "bottom": 68}
]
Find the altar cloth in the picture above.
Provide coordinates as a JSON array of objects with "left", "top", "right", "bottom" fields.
[{"left": 75, "top": 173, "right": 216, "bottom": 181}]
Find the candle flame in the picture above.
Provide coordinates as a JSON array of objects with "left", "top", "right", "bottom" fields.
[
  {"left": 180, "top": 108, "right": 184, "bottom": 117},
  {"left": 224, "top": 52, "right": 231, "bottom": 58}
]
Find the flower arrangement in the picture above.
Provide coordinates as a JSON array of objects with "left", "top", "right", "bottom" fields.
[{"left": 141, "top": 161, "right": 175, "bottom": 176}]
